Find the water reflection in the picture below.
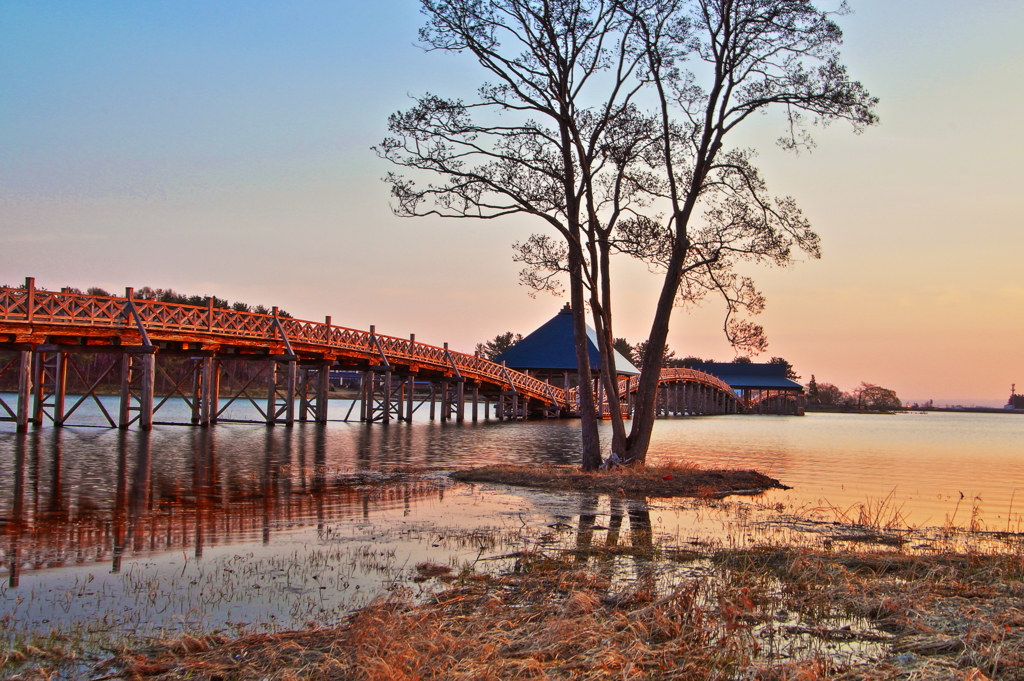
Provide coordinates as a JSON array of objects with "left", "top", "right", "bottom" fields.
[
  {"left": 571, "top": 494, "right": 653, "bottom": 555},
  {"left": 0, "top": 409, "right": 1021, "bottom": 586},
  {"left": 0, "top": 426, "right": 454, "bottom": 581}
]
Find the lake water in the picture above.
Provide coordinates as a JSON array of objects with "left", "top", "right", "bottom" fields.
[{"left": 0, "top": 396, "right": 1021, "bottom": 639}]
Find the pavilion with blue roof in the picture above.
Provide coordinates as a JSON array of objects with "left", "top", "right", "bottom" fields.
[
  {"left": 494, "top": 304, "right": 638, "bottom": 393},
  {"left": 691, "top": 362, "right": 805, "bottom": 414}
]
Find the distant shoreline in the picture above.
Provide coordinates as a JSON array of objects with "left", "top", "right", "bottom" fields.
[{"left": 806, "top": 405, "right": 1023, "bottom": 415}]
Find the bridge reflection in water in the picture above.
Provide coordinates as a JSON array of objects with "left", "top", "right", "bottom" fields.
[{"left": 0, "top": 426, "right": 450, "bottom": 586}]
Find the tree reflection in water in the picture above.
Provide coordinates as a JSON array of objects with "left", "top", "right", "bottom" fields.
[{"left": 573, "top": 494, "right": 653, "bottom": 556}]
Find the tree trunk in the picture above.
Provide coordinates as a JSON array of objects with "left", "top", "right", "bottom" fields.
[
  {"left": 590, "top": 285, "right": 627, "bottom": 460},
  {"left": 570, "top": 257, "right": 602, "bottom": 471},
  {"left": 623, "top": 242, "right": 688, "bottom": 464}
]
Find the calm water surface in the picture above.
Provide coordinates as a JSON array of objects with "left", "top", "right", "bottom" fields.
[{"left": 0, "top": 397, "right": 1021, "bottom": 638}]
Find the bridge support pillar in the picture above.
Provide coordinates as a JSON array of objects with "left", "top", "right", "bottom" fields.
[
  {"left": 498, "top": 391, "right": 521, "bottom": 420},
  {"left": 285, "top": 361, "right": 296, "bottom": 425},
  {"left": 193, "top": 357, "right": 217, "bottom": 426},
  {"left": 140, "top": 354, "right": 155, "bottom": 429},
  {"left": 264, "top": 359, "right": 296, "bottom": 426},
  {"left": 471, "top": 384, "right": 479, "bottom": 422},
  {"left": 30, "top": 352, "right": 43, "bottom": 426},
  {"left": 405, "top": 374, "right": 416, "bottom": 422},
  {"left": 52, "top": 352, "right": 67, "bottom": 426},
  {"left": 118, "top": 351, "right": 155, "bottom": 430},
  {"left": 439, "top": 379, "right": 465, "bottom": 422},
  {"left": 16, "top": 351, "right": 32, "bottom": 432},
  {"left": 210, "top": 360, "right": 221, "bottom": 423},
  {"left": 360, "top": 369, "right": 406, "bottom": 423},
  {"left": 298, "top": 362, "right": 331, "bottom": 424},
  {"left": 457, "top": 380, "right": 465, "bottom": 422},
  {"left": 266, "top": 362, "right": 278, "bottom": 426},
  {"left": 27, "top": 351, "right": 69, "bottom": 427},
  {"left": 382, "top": 371, "right": 392, "bottom": 423},
  {"left": 316, "top": 364, "right": 329, "bottom": 423},
  {"left": 364, "top": 372, "right": 372, "bottom": 419}
]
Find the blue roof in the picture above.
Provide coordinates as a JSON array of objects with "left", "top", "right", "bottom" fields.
[
  {"left": 495, "top": 305, "right": 640, "bottom": 375},
  {"left": 692, "top": 363, "right": 804, "bottom": 390}
]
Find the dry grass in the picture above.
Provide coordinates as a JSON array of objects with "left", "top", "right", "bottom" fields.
[
  {"left": 450, "top": 463, "right": 787, "bottom": 498},
  {"left": 7, "top": 543, "right": 1014, "bottom": 681}
]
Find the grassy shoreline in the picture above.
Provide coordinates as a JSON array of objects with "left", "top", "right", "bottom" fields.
[
  {"left": 79, "top": 539, "right": 1024, "bottom": 680},
  {"left": 4, "top": 468, "right": 1024, "bottom": 680}
]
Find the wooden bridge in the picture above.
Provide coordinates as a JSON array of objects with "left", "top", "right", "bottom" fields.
[
  {"left": 0, "top": 279, "right": 741, "bottom": 431},
  {"left": 623, "top": 369, "right": 741, "bottom": 417}
]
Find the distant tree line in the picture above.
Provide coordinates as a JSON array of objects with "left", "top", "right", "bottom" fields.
[
  {"left": 2, "top": 282, "right": 292, "bottom": 318},
  {"left": 475, "top": 332, "right": 523, "bottom": 361},
  {"left": 806, "top": 376, "right": 903, "bottom": 411}
]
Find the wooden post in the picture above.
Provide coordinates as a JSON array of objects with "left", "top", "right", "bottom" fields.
[
  {"left": 24, "top": 277, "right": 34, "bottom": 324},
  {"left": 456, "top": 380, "right": 465, "bottom": 423},
  {"left": 211, "top": 359, "right": 221, "bottom": 423},
  {"left": 30, "top": 351, "right": 45, "bottom": 426},
  {"left": 266, "top": 361, "right": 277, "bottom": 426},
  {"left": 404, "top": 374, "right": 414, "bottom": 422},
  {"left": 358, "top": 372, "right": 367, "bottom": 422},
  {"left": 472, "top": 384, "right": 479, "bottom": 422},
  {"left": 316, "top": 363, "right": 329, "bottom": 424},
  {"left": 15, "top": 351, "right": 32, "bottom": 432},
  {"left": 139, "top": 353, "right": 155, "bottom": 430},
  {"left": 429, "top": 383, "right": 436, "bottom": 420},
  {"left": 395, "top": 376, "right": 405, "bottom": 421},
  {"left": 206, "top": 297, "right": 214, "bottom": 331},
  {"left": 298, "top": 371, "right": 309, "bottom": 422},
  {"left": 191, "top": 359, "right": 202, "bottom": 425},
  {"left": 199, "top": 357, "right": 214, "bottom": 425},
  {"left": 53, "top": 352, "right": 67, "bottom": 426},
  {"left": 511, "top": 393, "right": 519, "bottom": 420},
  {"left": 118, "top": 352, "right": 132, "bottom": 428},
  {"left": 382, "top": 371, "right": 392, "bottom": 424},
  {"left": 284, "top": 360, "right": 296, "bottom": 426}
]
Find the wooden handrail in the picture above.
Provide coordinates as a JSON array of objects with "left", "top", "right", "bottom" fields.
[{"left": 0, "top": 285, "right": 563, "bottom": 405}]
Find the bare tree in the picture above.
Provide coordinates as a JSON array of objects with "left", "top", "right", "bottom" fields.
[
  {"left": 516, "top": 0, "right": 876, "bottom": 463},
  {"left": 378, "top": 0, "right": 876, "bottom": 468},
  {"left": 856, "top": 382, "right": 902, "bottom": 411},
  {"left": 376, "top": 0, "right": 655, "bottom": 469},
  {"left": 609, "top": 0, "right": 877, "bottom": 463}
]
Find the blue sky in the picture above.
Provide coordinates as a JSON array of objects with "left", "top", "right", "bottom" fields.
[{"left": 2, "top": 0, "right": 1023, "bottom": 405}]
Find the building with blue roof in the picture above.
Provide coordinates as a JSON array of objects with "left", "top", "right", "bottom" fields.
[
  {"left": 494, "top": 305, "right": 639, "bottom": 393},
  {"left": 692, "top": 362, "right": 805, "bottom": 414}
]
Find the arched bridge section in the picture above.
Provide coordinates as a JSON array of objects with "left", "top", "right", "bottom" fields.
[
  {"left": 0, "top": 279, "right": 563, "bottom": 430},
  {"left": 620, "top": 368, "right": 741, "bottom": 417}
]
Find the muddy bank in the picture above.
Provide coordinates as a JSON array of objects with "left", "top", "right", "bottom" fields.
[{"left": 450, "top": 463, "right": 788, "bottom": 498}]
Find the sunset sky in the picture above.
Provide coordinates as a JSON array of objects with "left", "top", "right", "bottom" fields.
[{"left": 2, "top": 1, "right": 1022, "bottom": 406}]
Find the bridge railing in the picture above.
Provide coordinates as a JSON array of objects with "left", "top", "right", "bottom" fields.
[
  {"left": 0, "top": 286, "right": 563, "bottom": 405},
  {"left": 622, "top": 368, "right": 739, "bottom": 398}
]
